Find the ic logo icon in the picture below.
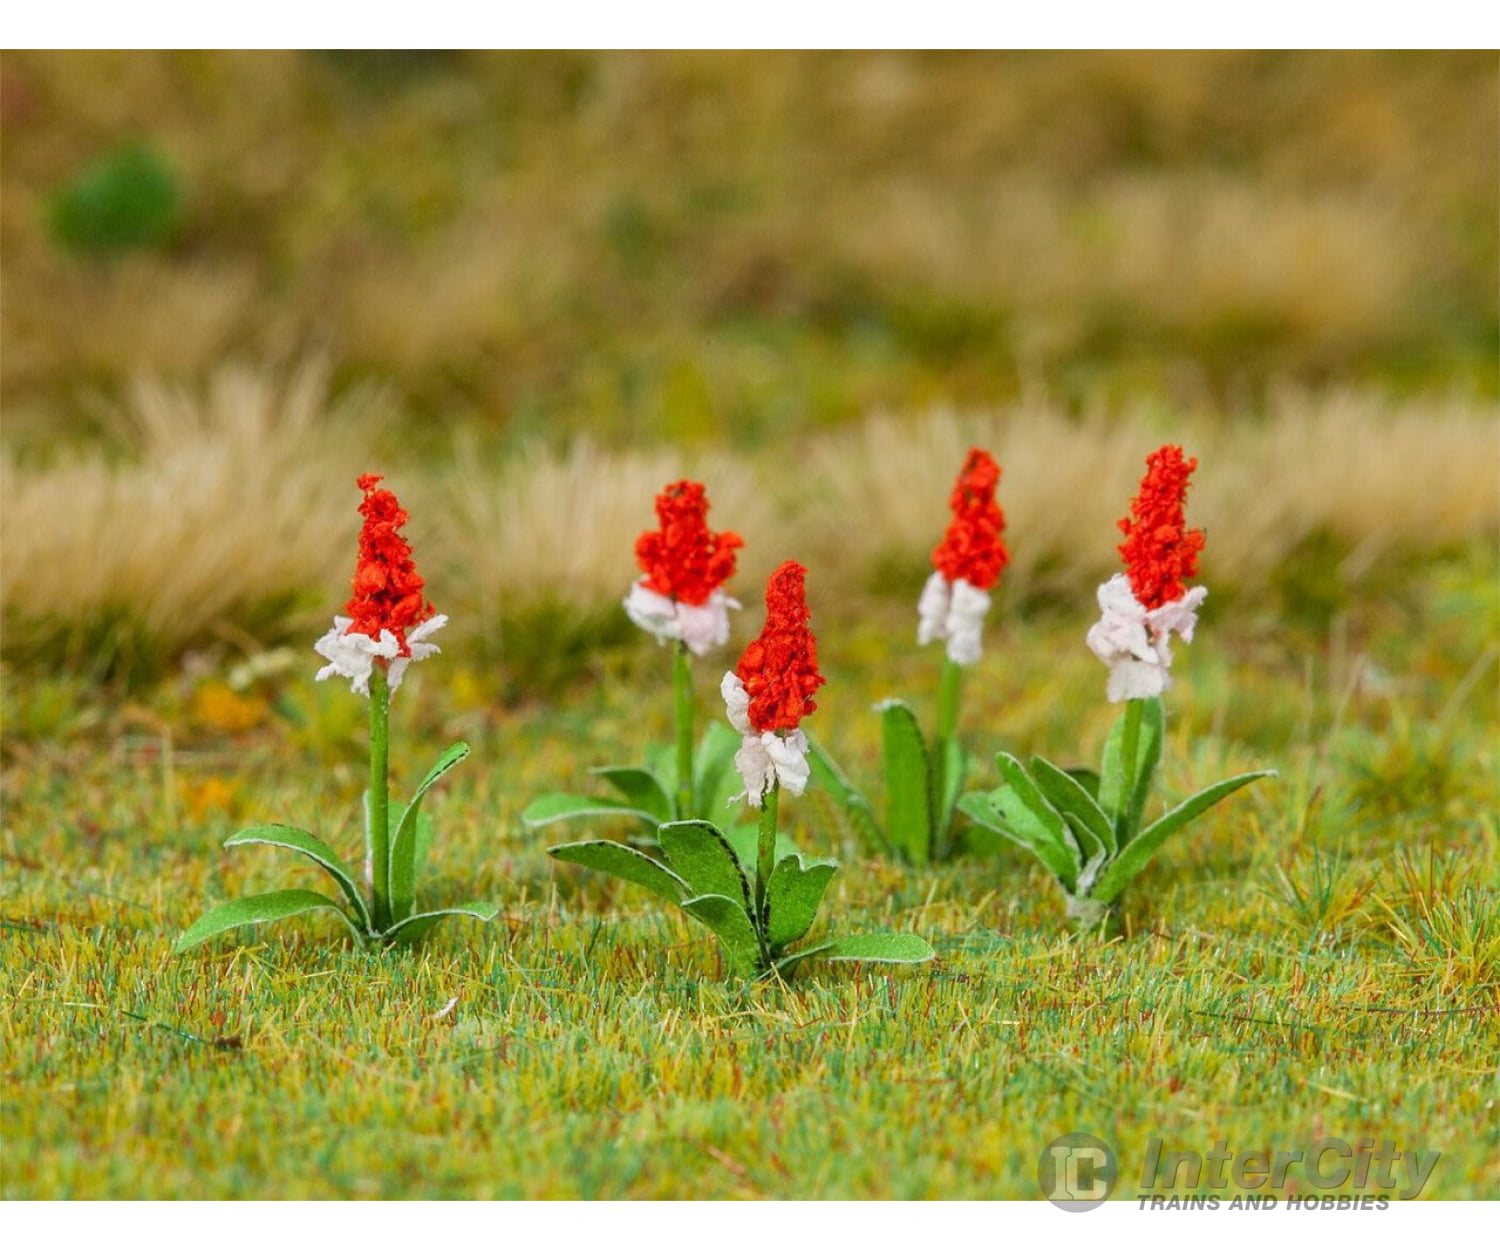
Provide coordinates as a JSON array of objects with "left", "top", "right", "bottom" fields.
[{"left": 1038, "top": 1133, "right": 1118, "bottom": 1211}]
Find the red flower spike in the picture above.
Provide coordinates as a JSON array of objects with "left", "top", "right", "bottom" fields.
[
  {"left": 344, "top": 473, "right": 434, "bottom": 656},
  {"left": 634, "top": 480, "right": 744, "bottom": 607},
  {"left": 1117, "top": 445, "right": 1206, "bottom": 610},
  {"left": 931, "top": 448, "right": 1008, "bottom": 590},
  {"left": 735, "top": 561, "right": 826, "bottom": 733}
]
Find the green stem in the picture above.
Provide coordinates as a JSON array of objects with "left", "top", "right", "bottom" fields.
[
  {"left": 1117, "top": 695, "right": 1143, "bottom": 841},
  {"left": 367, "top": 663, "right": 392, "bottom": 933},
  {"left": 672, "top": 642, "right": 695, "bottom": 819},
  {"left": 932, "top": 658, "right": 964, "bottom": 857},
  {"left": 755, "top": 781, "right": 780, "bottom": 938}
]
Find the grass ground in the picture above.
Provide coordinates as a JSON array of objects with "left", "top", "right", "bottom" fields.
[
  {"left": 3, "top": 539, "right": 1495, "bottom": 1198},
  {"left": 2, "top": 49, "right": 1496, "bottom": 1203}
]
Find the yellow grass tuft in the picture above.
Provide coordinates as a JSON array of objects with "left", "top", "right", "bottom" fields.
[
  {"left": 434, "top": 437, "right": 782, "bottom": 635},
  {"left": 801, "top": 390, "right": 1500, "bottom": 604},
  {"left": 1, "top": 359, "right": 393, "bottom": 659}
]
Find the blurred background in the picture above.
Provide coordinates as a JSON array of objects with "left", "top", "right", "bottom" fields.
[{"left": 2, "top": 49, "right": 1496, "bottom": 708}]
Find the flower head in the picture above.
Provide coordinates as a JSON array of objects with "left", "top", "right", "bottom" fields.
[
  {"left": 315, "top": 474, "right": 445, "bottom": 696},
  {"left": 634, "top": 480, "right": 743, "bottom": 607},
  {"left": 722, "top": 560, "right": 825, "bottom": 807},
  {"left": 932, "top": 448, "right": 1007, "bottom": 591},
  {"left": 918, "top": 448, "right": 1006, "bottom": 665},
  {"left": 1088, "top": 446, "right": 1207, "bottom": 701},
  {"left": 625, "top": 480, "right": 743, "bottom": 655},
  {"left": 345, "top": 473, "right": 434, "bottom": 654},
  {"left": 734, "top": 561, "right": 824, "bottom": 733},
  {"left": 1117, "top": 445, "right": 1204, "bottom": 611}
]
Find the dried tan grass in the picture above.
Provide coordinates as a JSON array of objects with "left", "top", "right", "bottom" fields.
[
  {"left": 433, "top": 437, "right": 783, "bottom": 637},
  {"left": 4, "top": 370, "right": 1494, "bottom": 672},
  {"left": 801, "top": 390, "right": 1499, "bottom": 605},
  {"left": 1, "top": 359, "right": 393, "bottom": 653}
]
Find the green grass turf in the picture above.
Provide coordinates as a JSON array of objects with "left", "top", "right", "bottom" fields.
[{"left": 2, "top": 545, "right": 1496, "bottom": 1199}]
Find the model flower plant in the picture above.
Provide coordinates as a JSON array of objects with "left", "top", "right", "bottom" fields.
[
  {"left": 960, "top": 446, "right": 1273, "bottom": 928},
  {"left": 549, "top": 562, "right": 934, "bottom": 979},
  {"left": 177, "top": 475, "right": 497, "bottom": 951},
  {"left": 521, "top": 480, "right": 751, "bottom": 844},
  {"left": 811, "top": 448, "right": 1008, "bottom": 863}
]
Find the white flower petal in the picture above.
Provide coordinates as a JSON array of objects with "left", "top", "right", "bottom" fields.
[
  {"left": 625, "top": 582, "right": 738, "bottom": 655},
  {"left": 312, "top": 615, "right": 444, "bottom": 697},
  {"left": 944, "top": 578, "right": 991, "bottom": 665},
  {"left": 676, "top": 591, "right": 737, "bottom": 656},
  {"left": 732, "top": 735, "right": 776, "bottom": 808},
  {"left": 916, "top": 571, "right": 951, "bottom": 648},
  {"left": 721, "top": 670, "right": 752, "bottom": 735},
  {"left": 917, "top": 572, "right": 991, "bottom": 665},
  {"left": 1088, "top": 574, "right": 1206, "bottom": 702},
  {"left": 764, "top": 728, "right": 811, "bottom": 798},
  {"left": 731, "top": 728, "right": 811, "bottom": 808},
  {"left": 623, "top": 580, "right": 680, "bottom": 645}
]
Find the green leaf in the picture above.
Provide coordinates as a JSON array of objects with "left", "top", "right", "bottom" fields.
[
  {"left": 520, "top": 793, "right": 662, "bottom": 831},
  {"left": 693, "top": 721, "right": 745, "bottom": 819},
  {"left": 657, "top": 820, "right": 752, "bottom": 908},
  {"left": 1029, "top": 755, "right": 1115, "bottom": 859},
  {"left": 993, "top": 754, "right": 1082, "bottom": 890},
  {"left": 1091, "top": 770, "right": 1276, "bottom": 904},
  {"left": 175, "top": 889, "right": 363, "bottom": 952},
  {"left": 1099, "top": 697, "right": 1163, "bottom": 844},
  {"left": 1066, "top": 768, "right": 1102, "bottom": 800},
  {"left": 879, "top": 699, "right": 933, "bottom": 863},
  {"left": 775, "top": 931, "right": 935, "bottom": 975},
  {"left": 805, "top": 732, "right": 887, "bottom": 852},
  {"left": 412, "top": 811, "right": 434, "bottom": 890},
  {"left": 383, "top": 901, "right": 499, "bottom": 947},
  {"left": 722, "top": 823, "right": 800, "bottom": 874},
  {"left": 547, "top": 840, "right": 689, "bottom": 904},
  {"left": 592, "top": 767, "right": 674, "bottom": 823},
  {"left": 680, "top": 893, "right": 764, "bottom": 977},
  {"left": 389, "top": 741, "right": 470, "bottom": 923},
  {"left": 222, "top": 824, "right": 371, "bottom": 931},
  {"left": 959, "top": 782, "right": 1079, "bottom": 893},
  {"left": 643, "top": 742, "right": 677, "bottom": 800},
  {"left": 764, "top": 853, "right": 839, "bottom": 951}
]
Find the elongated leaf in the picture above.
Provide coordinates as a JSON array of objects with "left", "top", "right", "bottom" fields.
[
  {"left": 993, "top": 754, "right": 1081, "bottom": 889},
  {"left": 1066, "top": 767, "right": 1102, "bottom": 800},
  {"left": 1091, "top": 770, "right": 1276, "bottom": 904},
  {"left": 680, "top": 893, "right": 764, "bottom": 977},
  {"left": 383, "top": 901, "right": 499, "bottom": 946},
  {"left": 1099, "top": 697, "right": 1163, "bottom": 843},
  {"left": 658, "top": 820, "right": 752, "bottom": 908},
  {"left": 390, "top": 741, "right": 470, "bottom": 922},
  {"left": 593, "top": 767, "right": 674, "bottom": 823},
  {"left": 879, "top": 699, "right": 933, "bottom": 863},
  {"left": 521, "top": 793, "right": 662, "bottom": 831},
  {"left": 693, "top": 721, "right": 745, "bottom": 819},
  {"left": 961, "top": 781, "right": 1079, "bottom": 893},
  {"left": 805, "top": 733, "right": 887, "bottom": 852},
  {"left": 1029, "top": 755, "right": 1114, "bottom": 858},
  {"left": 412, "top": 811, "right": 434, "bottom": 892},
  {"left": 775, "top": 931, "right": 935, "bottom": 976},
  {"left": 548, "top": 840, "right": 690, "bottom": 903},
  {"left": 175, "top": 889, "right": 363, "bottom": 952},
  {"left": 643, "top": 742, "right": 676, "bottom": 801},
  {"left": 222, "top": 825, "right": 370, "bottom": 931},
  {"left": 764, "top": 853, "right": 839, "bottom": 951}
]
